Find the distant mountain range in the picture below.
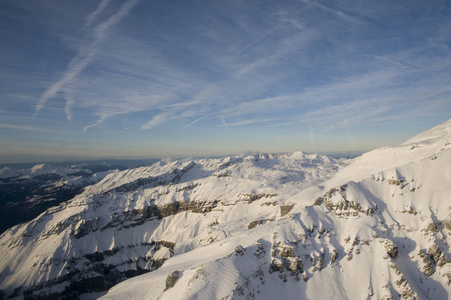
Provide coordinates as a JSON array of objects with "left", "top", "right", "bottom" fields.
[
  {"left": 1, "top": 121, "right": 450, "bottom": 299},
  {"left": 0, "top": 160, "right": 159, "bottom": 235}
]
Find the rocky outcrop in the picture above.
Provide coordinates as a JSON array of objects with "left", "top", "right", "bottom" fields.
[
  {"left": 316, "top": 184, "right": 377, "bottom": 217},
  {"left": 418, "top": 243, "right": 451, "bottom": 278},
  {"left": 92, "top": 199, "right": 221, "bottom": 233},
  {"left": 165, "top": 271, "right": 181, "bottom": 291},
  {"left": 248, "top": 219, "right": 265, "bottom": 230},
  {"left": 419, "top": 249, "right": 436, "bottom": 276},
  {"left": 388, "top": 178, "right": 404, "bottom": 187},
  {"left": 280, "top": 204, "right": 294, "bottom": 217},
  {"left": 428, "top": 243, "right": 450, "bottom": 267},
  {"left": 384, "top": 240, "right": 398, "bottom": 259},
  {"left": 14, "top": 240, "right": 171, "bottom": 300},
  {"left": 267, "top": 243, "right": 306, "bottom": 282},
  {"left": 240, "top": 193, "right": 278, "bottom": 203}
]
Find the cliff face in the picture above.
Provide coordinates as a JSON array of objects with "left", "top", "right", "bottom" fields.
[{"left": 1, "top": 120, "right": 451, "bottom": 300}]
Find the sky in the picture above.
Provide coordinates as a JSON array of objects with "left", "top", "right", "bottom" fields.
[{"left": 1, "top": 0, "right": 451, "bottom": 163}]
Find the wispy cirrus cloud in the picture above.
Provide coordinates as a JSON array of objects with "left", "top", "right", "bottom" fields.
[
  {"left": 52, "top": 1, "right": 328, "bottom": 132},
  {"left": 219, "top": 118, "right": 280, "bottom": 128},
  {"left": 0, "top": 123, "right": 44, "bottom": 132},
  {"left": 140, "top": 112, "right": 173, "bottom": 131},
  {"left": 34, "top": 0, "right": 141, "bottom": 119},
  {"left": 3, "top": 0, "right": 451, "bottom": 160}
]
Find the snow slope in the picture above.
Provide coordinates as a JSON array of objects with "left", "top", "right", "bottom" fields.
[
  {"left": 0, "top": 152, "right": 344, "bottom": 299},
  {"left": 1, "top": 120, "right": 451, "bottom": 300},
  {"left": 101, "top": 120, "right": 451, "bottom": 300}
]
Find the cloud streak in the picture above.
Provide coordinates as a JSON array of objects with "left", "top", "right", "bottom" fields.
[
  {"left": 3, "top": 0, "right": 451, "bottom": 160},
  {"left": 0, "top": 124, "right": 44, "bottom": 132},
  {"left": 86, "top": 0, "right": 111, "bottom": 26},
  {"left": 64, "top": 94, "right": 74, "bottom": 121},
  {"left": 34, "top": 0, "right": 141, "bottom": 118},
  {"left": 181, "top": 115, "right": 210, "bottom": 130}
]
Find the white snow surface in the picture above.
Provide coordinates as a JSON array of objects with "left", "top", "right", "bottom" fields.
[{"left": 1, "top": 120, "right": 451, "bottom": 300}]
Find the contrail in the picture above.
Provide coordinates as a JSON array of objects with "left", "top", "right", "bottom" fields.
[
  {"left": 86, "top": 0, "right": 111, "bottom": 26},
  {"left": 181, "top": 115, "right": 214, "bottom": 130}
]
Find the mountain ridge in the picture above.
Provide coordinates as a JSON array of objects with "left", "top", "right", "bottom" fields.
[{"left": 1, "top": 120, "right": 450, "bottom": 299}]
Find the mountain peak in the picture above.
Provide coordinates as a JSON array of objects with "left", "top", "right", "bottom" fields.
[
  {"left": 402, "top": 118, "right": 451, "bottom": 146},
  {"left": 325, "top": 119, "right": 451, "bottom": 187}
]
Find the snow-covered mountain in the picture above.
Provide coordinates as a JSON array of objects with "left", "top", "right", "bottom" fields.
[
  {"left": 0, "top": 164, "right": 84, "bottom": 179},
  {"left": 0, "top": 163, "right": 119, "bottom": 235},
  {"left": 1, "top": 120, "right": 451, "bottom": 300}
]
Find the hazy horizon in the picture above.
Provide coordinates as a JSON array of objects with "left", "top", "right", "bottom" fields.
[
  {"left": 0, "top": 149, "right": 367, "bottom": 166},
  {"left": 1, "top": 0, "right": 451, "bottom": 163}
]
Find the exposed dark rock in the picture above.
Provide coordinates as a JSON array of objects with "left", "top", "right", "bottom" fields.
[
  {"left": 15, "top": 242, "right": 167, "bottom": 299},
  {"left": 426, "top": 222, "right": 439, "bottom": 233},
  {"left": 240, "top": 193, "right": 278, "bottom": 203},
  {"left": 74, "top": 218, "right": 99, "bottom": 239},
  {"left": 176, "top": 183, "right": 200, "bottom": 192},
  {"left": 280, "top": 204, "right": 294, "bottom": 217},
  {"left": 388, "top": 178, "right": 403, "bottom": 186},
  {"left": 99, "top": 200, "right": 221, "bottom": 233},
  {"left": 330, "top": 250, "right": 338, "bottom": 264},
  {"left": 384, "top": 240, "right": 398, "bottom": 259},
  {"left": 319, "top": 185, "right": 376, "bottom": 217},
  {"left": 156, "top": 240, "right": 176, "bottom": 254},
  {"left": 165, "top": 271, "right": 181, "bottom": 291},
  {"left": 286, "top": 257, "right": 303, "bottom": 279},
  {"left": 208, "top": 219, "right": 219, "bottom": 226},
  {"left": 84, "top": 248, "right": 120, "bottom": 262},
  {"left": 279, "top": 245, "right": 295, "bottom": 258},
  {"left": 419, "top": 249, "right": 435, "bottom": 276},
  {"left": 313, "top": 197, "right": 323, "bottom": 205},
  {"left": 254, "top": 243, "right": 266, "bottom": 259},
  {"left": 234, "top": 245, "right": 245, "bottom": 256},
  {"left": 428, "top": 243, "right": 450, "bottom": 267},
  {"left": 269, "top": 258, "right": 284, "bottom": 273},
  {"left": 317, "top": 253, "right": 324, "bottom": 271},
  {"left": 233, "top": 268, "right": 264, "bottom": 299},
  {"left": 248, "top": 219, "right": 265, "bottom": 230},
  {"left": 159, "top": 200, "right": 220, "bottom": 217},
  {"left": 213, "top": 173, "right": 230, "bottom": 178},
  {"left": 395, "top": 275, "right": 407, "bottom": 287},
  {"left": 399, "top": 289, "right": 415, "bottom": 299}
]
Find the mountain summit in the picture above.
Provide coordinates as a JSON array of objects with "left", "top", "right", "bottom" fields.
[{"left": 1, "top": 120, "right": 451, "bottom": 300}]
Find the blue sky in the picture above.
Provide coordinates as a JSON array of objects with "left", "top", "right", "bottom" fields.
[{"left": 1, "top": 0, "right": 451, "bottom": 162}]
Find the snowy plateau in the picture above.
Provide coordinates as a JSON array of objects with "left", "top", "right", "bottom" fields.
[{"left": 1, "top": 120, "right": 451, "bottom": 300}]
